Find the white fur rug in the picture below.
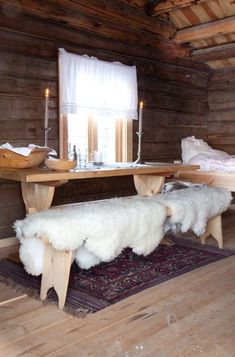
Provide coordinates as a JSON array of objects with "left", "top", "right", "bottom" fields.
[{"left": 14, "top": 186, "right": 232, "bottom": 275}]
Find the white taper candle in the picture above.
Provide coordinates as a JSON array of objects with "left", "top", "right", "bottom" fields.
[
  {"left": 139, "top": 101, "right": 143, "bottom": 134},
  {"left": 44, "top": 88, "right": 49, "bottom": 129}
]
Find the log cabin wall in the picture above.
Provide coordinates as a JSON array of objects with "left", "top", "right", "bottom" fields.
[
  {"left": 207, "top": 69, "right": 235, "bottom": 155},
  {"left": 0, "top": 2, "right": 210, "bottom": 239}
]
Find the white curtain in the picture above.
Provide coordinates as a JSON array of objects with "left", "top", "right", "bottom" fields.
[{"left": 58, "top": 48, "right": 138, "bottom": 120}]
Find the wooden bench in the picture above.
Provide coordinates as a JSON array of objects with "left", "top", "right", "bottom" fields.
[
  {"left": 40, "top": 213, "right": 221, "bottom": 309},
  {"left": 15, "top": 186, "right": 231, "bottom": 310},
  {"left": 16, "top": 196, "right": 169, "bottom": 309}
]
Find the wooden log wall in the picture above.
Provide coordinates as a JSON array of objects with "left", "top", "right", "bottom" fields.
[
  {"left": 137, "top": 63, "right": 209, "bottom": 161},
  {"left": 0, "top": 1, "right": 210, "bottom": 239},
  {"left": 207, "top": 69, "right": 235, "bottom": 154}
]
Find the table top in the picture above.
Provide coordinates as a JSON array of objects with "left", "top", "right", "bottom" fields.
[{"left": 0, "top": 163, "right": 200, "bottom": 183}]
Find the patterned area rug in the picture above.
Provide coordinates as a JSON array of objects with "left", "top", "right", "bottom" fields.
[{"left": 0, "top": 238, "right": 233, "bottom": 314}]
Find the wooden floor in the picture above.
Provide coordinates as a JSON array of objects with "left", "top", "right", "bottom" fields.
[{"left": 0, "top": 211, "right": 234, "bottom": 357}]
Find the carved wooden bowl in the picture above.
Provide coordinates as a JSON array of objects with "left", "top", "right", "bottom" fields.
[{"left": 0, "top": 148, "right": 49, "bottom": 169}]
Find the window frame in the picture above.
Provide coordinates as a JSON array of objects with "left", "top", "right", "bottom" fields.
[{"left": 59, "top": 114, "right": 133, "bottom": 162}]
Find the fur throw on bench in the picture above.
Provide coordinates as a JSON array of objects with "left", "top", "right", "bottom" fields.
[
  {"left": 14, "top": 197, "right": 167, "bottom": 274},
  {"left": 156, "top": 185, "right": 231, "bottom": 236},
  {"left": 14, "top": 186, "right": 232, "bottom": 275}
]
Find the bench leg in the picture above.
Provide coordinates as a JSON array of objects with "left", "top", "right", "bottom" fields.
[
  {"left": 40, "top": 242, "right": 73, "bottom": 310},
  {"left": 200, "top": 215, "right": 223, "bottom": 249}
]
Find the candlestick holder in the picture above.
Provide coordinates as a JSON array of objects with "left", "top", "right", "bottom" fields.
[
  {"left": 44, "top": 127, "right": 51, "bottom": 148},
  {"left": 134, "top": 130, "right": 145, "bottom": 165}
]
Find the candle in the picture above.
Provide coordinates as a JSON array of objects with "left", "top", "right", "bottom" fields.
[
  {"left": 139, "top": 101, "right": 143, "bottom": 134},
  {"left": 44, "top": 88, "right": 49, "bottom": 129}
]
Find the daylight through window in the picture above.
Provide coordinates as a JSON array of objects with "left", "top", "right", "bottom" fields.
[{"left": 58, "top": 49, "right": 138, "bottom": 163}]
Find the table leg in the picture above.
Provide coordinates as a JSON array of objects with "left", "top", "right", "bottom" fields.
[
  {"left": 21, "top": 182, "right": 55, "bottom": 214},
  {"left": 134, "top": 175, "right": 165, "bottom": 196}
]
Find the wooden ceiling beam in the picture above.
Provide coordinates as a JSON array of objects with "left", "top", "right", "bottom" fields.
[
  {"left": 151, "top": 0, "right": 208, "bottom": 16},
  {"left": 144, "top": 0, "right": 164, "bottom": 16},
  {"left": 0, "top": 0, "right": 177, "bottom": 39},
  {"left": 0, "top": 0, "right": 187, "bottom": 56},
  {"left": 69, "top": 0, "right": 177, "bottom": 38},
  {"left": 191, "top": 42, "right": 235, "bottom": 62},
  {"left": 174, "top": 16, "right": 235, "bottom": 44}
]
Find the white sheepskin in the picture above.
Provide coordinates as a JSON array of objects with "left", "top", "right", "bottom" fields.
[
  {"left": 75, "top": 246, "right": 101, "bottom": 269},
  {"left": 19, "top": 237, "right": 44, "bottom": 276},
  {"left": 14, "top": 196, "right": 167, "bottom": 271},
  {"left": 155, "top": 186, "right": 232, "bottom": 236},
  {"left": 14, "top": 187, "right": 232, "bottom": 273}
]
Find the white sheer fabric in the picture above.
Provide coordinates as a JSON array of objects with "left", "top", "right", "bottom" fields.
[{"left": 58, "top": 48, "right": 138, "bottom": 120}]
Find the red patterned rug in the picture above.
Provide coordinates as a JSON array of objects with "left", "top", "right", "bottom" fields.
[{"left": 0, "top": 237, "right": 233, "bottom": 314}]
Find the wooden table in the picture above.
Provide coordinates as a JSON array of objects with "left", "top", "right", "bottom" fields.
[{"left": 0, "top": 163, "right": 199, "bottom": 214}]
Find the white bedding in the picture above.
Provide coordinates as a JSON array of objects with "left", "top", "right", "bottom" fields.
[{"left": 181, "top": 136, "right": 235, "bottom": 172}]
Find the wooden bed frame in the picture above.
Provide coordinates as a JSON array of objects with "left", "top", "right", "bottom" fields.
[
  {"left": 178, "top": 170, "right": 235, "bottom": 193},
  {"left": 178, "top": 170, "right": 235, "bottom": 211}
]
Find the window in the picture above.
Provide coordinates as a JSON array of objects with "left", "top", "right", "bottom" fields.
[{"left": 58, "top": 49, "right": 137, "bottom": 162}]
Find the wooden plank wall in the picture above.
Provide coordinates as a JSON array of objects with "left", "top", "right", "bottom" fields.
[
  {"left": 137, "top": 64, "right": 209, "bottom": 161},
  {"left": 207, "top": 69, "right": 235, "bottom": 154},
  {"left": 0, "top": 5, "right": 210, "bottom": 239}
]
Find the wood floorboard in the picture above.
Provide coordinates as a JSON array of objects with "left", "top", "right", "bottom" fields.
[
  {"left": 0, "top": 210, "right": 234, "bottom": 356},
  {"left": 71, "top": 292, "right": 235, "bottom": 357},
  {"left": 1, "top": 257, "right": 234, "bottom": 357},
  {"left": 47, "top": 258, "right": 235, "bottom": 357},
  {"left": 147, "top": 293, "right": 235, "bottom": 357},
  {"left": 0, "top": 284, "right": 26, "bottom": 305},
  {"left": 0, "top": 295, "right": 49, "bottom": 322},
  {"left": 0, "top": 304, "right": 70, "bottom": 347},
  {"left": 0, "top": 245, "right": 19, "bottom": 260}
]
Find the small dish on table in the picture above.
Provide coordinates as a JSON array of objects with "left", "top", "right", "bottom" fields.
[
  {"left": 45, "top": 158, "right": 76, "bottom": 171},
  {"left": 92, "top": 161, "right": 104, "bottom": 167}
]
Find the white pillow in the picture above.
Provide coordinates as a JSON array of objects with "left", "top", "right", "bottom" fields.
[{"left": 181, "top": 136, "right": 229, "bottom": 164}]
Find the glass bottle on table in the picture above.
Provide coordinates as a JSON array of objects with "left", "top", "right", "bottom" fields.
[
  {"left": 80, "top": 148, "right": 87, "bottom": 168},
  {"left": 77, "top": 147, "right": 81, "bottom": 168},
  {"left": 68, "top": 143, "right": 73, "bottom": 160},
  {"left": 71, "top": 144, "right": 78, "bottom": 166}
]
